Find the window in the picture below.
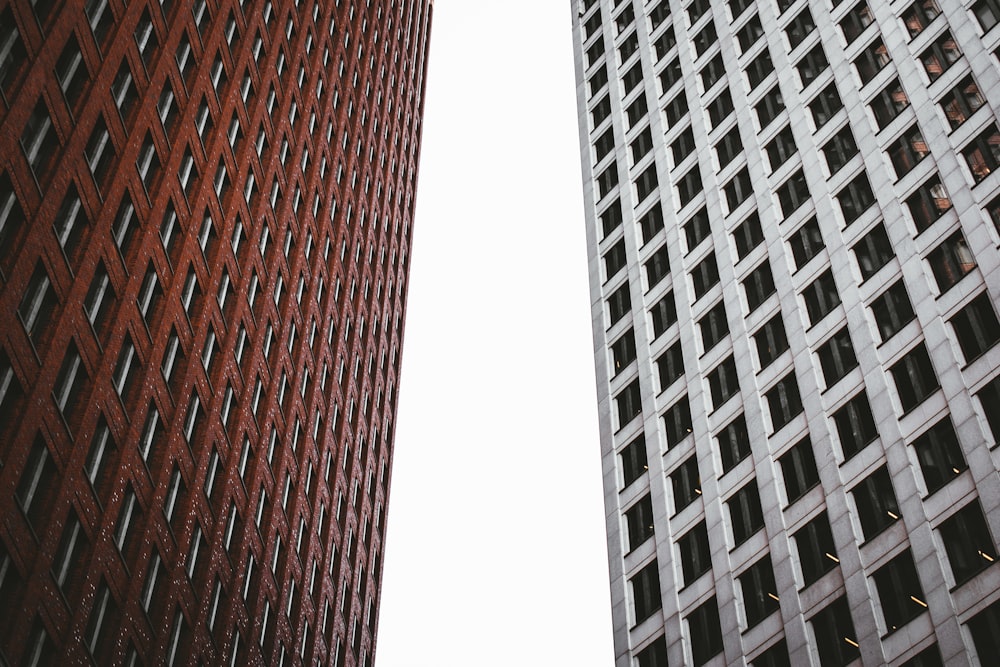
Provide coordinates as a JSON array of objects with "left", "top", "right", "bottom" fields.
[
  {"left": 694, "top": 22, "right": 718, "bottom": 57},
  {"left": 746, "top": 49, "right": 774, "bottom": 88},
  {"left": 716, "top": 414, "right": 751, "bottom": 473},
  {"left": 912, "top": 417, "right": 967, "bottom": 494},
  {"left": 656, "top": 341, "right": 684, "bottom": 390},
  {"left": 600, "top": 199, "right": 623, "bottom": 238},
  {"left": 134, "top": 8, "right": 159, "bottom": 68},
  {"left": 699, "top": 301, "right": 728, "bottom": 352},
  {"left": 610, "top": 329, "right": 636, "bottom": 375},
  {"left": 645, "top": 245, "right": 670, "bottom": 289},
  {"left": 659, "top": 57, "right": 682, "bottom": 92},
  {"left": 18, "top": 263, "right": 57, "bottom": 347},
  {"left": 21, "top": 99, "right": 59, "bottom": 179},
  {"left": 715, "top": 127, "right": 742, "bottom": 168},
  {"left": 0, "top": 7, "right": 29, "bottom": 97},
  {"left": 962, "top": 124, "right": 1000, "bottom": 183},
  {"left": 665, "top": 94, "right": 689, "bottom": 128},
  {"left": 777, "top": 169, "right": 810, "bottom": 218},
  {"left": 691, "top": 253, "right": 719, "bottom": 298},
  {"left": 607, "top": 283, "right": 631, "bottom": 326},
  {"left": 834, "top": 392, "right": 878, "bottom": 458},
  {"left": 16, "top": 437, "right": 58, "bottom": 531},
  {"left": 903, "top": 0, "right": 941, "bottom": 37},
  {"left": 755, "top": 86, "right": 784, "bottom": 129},
  {"left": 941, "top": 75, "right": 985, "bottom": 130},
  {"left": 780, "top": 438, "right": 819, "bottom": 504},
  {"left": 974, "top": 0, "right": 1000, "bottom": 31},
  {"left": 636, "top": 636, "right": 667, "bottom": 667},
  {"left": 802, "top": 270, "right": 840, "bottom": 325},
  {"left": 855, "top": 38, "right": 890, "bottom": 85},
  {"left": 736, "top": 14, "right": 763, "bottom": 53},
  {"left": 740, "top": 556, "right": 779, "bottom": 628},
  {"left": 729, "top": 480, "right": 764, "bottom": 545},
  {"left": 766, "top": 373, "right": 802, "bottom": 431},
  {"left": 630, "top": 561, "right": 661, "bottom": 624},
  {"left": 766, "top": 125, "right": 796, "bottom": 172},
  {"left": 687, "top": 597, "right": 723, "bottom": 666},
  {"left": 683, "top": 207, "right": 710, "bottom": 251},
  {"left": 977, "top": 377, "right": 1000, "bottom": 444},
  {"left": 630, "top": 127, "right": 653, "bottom": 163},
  {"left": 809, "top": 83, "right": 842, "bottom": 128},
  {"left": 85, "top": 416, "right": 117, "bottom": 503},
  {"left": 620, "top": 436, "right": 647, "bottom": 488},
  {"left": 635, "top": 164, "right": 658, "bottom": 203},
  {"left": 53, "top": 184, "right": 89, "bottom": 263},
  {"left": 671, "top": 457, "right": 700, "bottom": 513},
  {"left": 604, "top": 240, "right": 626, "bottom": 280},
  {"left": 592, "top": 95, "right": 611, "bottom": 127},
  {"left": 817, "top": 327, "right": 858, "bottom": 388},
  {"left": 927, "top": 232, "right": 976, "bottom": 292},
  {"left": 724, "top": 167, "right": 752, "bottom": 212},
  {"left": 852, "top": 466, "right": 900, "bottom": 539},
  {"left": 589, "top": 66, "right": 608, "bottom": 97},
  {"left": 788, "top": 217, "right": 822, "bottom": 269},
  {"left": 616, "top": 379, "right": 642, "bottom": 427},
  {"left": 905, "top": 174, "right": 951, "bottom": 232},
  {"left": 969, "top": 601, "right": 1000, "bottom": 665},
  {"left": 810, "top": 597, "right": 859, "bottom": 666},
  {"left": 840, "top": 2, "right": 874, "bottom": 43},
  {"left": 137, "top": 265, "right": 163, "bottom": 329},
  {"left": 676, "top": 166, "right": 703, "bottom": 207},
  {"left": 651, "top": 291, "right": 677, "bottom": 337},
  {"left": 869, "top": 78, "right": 909, "bottom": 129},
  {"left": 939, "top": 500, "right": 997, "bottom": 584},
  {"left": 786, "top": 8, "right": 815, "bottom": 48},
  {"left": 596, "top": 164, "right": 618, "bottom": 199},
  {"left": 822, "top": 126, "right": 858, "bottom": 175},
  {"left": 708, "top": 356, "right": 739, "bottom": 409},
  {"left": 622, "top": 62, "right": 643, "bottom": 94},
  {"left": 56, "top": 34, "right": 89, "bottom": 112},
  {"left": 754, "top": 314, "right": 788, "bottom": 370},
  {"left": 796, "top": 45, "right": 828, "bottom": 87},
  {"left": 852, "top": 223, "right": 894, "bottom": 280},
  {"left": 920, "top": 31, "right": 961, "bottom": 82},
  {"left": 795, "top": 512, "right": 838, "bottom": 586},
  {"left": 743, "top": 262, "right": 775, "bottom": 312},
  {"left": 950, "top": 293, "right": 1000, "bottom": 361},
  {"left": 679, "top": 521, "right": 711, "bottom": 584},
  {"left": 625, "top": 495, "right": 655, "bottom": 551},
  {"left": 837, "top": 173, "right": 875, "bottom": 225},
  {"left": 638, "top": 205, "right": 664, "bottom": 244},
  {"left": 53, "top": 342, "right": 88, "bottom": 428},
  {"left": 701, "top": 53, "right": 726, "bottom": 90},
  {"left": 626, "top": 95, "right": 647, "bottom": 128},
  {"left": 708, "top": 88, "right": 734, "bottom": 128},
  {"left": 751, "top": 640, "right": 790, "bottom": 667},
  {"left": 136, "top": 132, "right": 160, "bottom": 192},
  {"left": 734, "top": 212, "right": 764, "bottom": 259},
  {"left": 617, "top": 32, "right": 637, "bottom": 63},
  {"left": 888, "top": 125, "right": 929, "bottom": 178},
  {"left": 664, "top": 395, "right": 693, "bottom": 447}
]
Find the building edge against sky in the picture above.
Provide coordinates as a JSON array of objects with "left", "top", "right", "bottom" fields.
[
  {"left": 0, "top": 0, "right": 430, "bottom": 664},
  {"left": 573, "top": 0, "right": 1000, "bottom": 665}
]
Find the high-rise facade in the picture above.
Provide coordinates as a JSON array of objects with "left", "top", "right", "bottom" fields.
[
  {"left": 573, "top": 0, "right": 1000, "bottom": 665},
  {"left": 0, "top": 0, "right": 430, "bottom": 664}
]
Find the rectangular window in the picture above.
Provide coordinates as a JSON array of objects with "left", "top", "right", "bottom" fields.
[
  {"left": 743, "top": 261, "right": 775, "bottom": 312},
  {"left": 809, "top": 597, "right": 859, "bottom": 665},
  {"left": 869, "top": 78, "right": 908, "bottom": 129},
  {"left": 620, "top": 436, "right": 647, "bottom": 489},
  {"left": 600, "top": 199, "right": 623, "bottom": 238},
  {"left": 795, "top": 512, "right": 838, "bottom": 586},
  {"left": 676, "top": 166, "right": 703, "bottom": 207},
  {"left": 903, "top": 0, "right": 941, "bottom": 37},
  {"left": 796, "top": 44, "right": 828, "bottom": 87},
  {"left": 941, "top": 75, "right": 985, "bottom": 130},
  {"left": 962, "top": 124, "right": 1000, "bottom": 183},
  {"left": 659, "top": 57, "right": 682, "bottom": 93},
  {"left": 755, "top": 86, "right": 784, "bottom": 129},
  {"left": 630, "top": 561, "right": 661, "bottom": 624},
  {"left": 656, "top": 341, "right": 684, "bottom": 390},
  {"left": 110, "top": 61, "right": 137, "bottom": 121},
  {"left": 699, "top": 301, "right": 728, "bottom": 352},
  {"left": 16, "top": 436, "right": 58, "bottom": 531},
  {"left": 694, "top": 22, "right": 718, "bottom": 56},
  {"left": 728, "top": 480, "right": 764, "bottom": 545},
  {"left": 664, "top": 395, "right": 693, "bottom": 447},
  {"left": 724, "top": 167, "right": 752, "bottom": 212},
  {"left": 671, "top": 457, "right": 700, "bottom": 513},
  {"left": 950, "top": 293, "right": 1000, "bottom": 361},
  {"left": 707, "top": 356, "right": 739, "bottom": 409},
  {"left": 852, "top": 466, "right": 900, "bottom": 540},
  {"left": 777, "top": 169, "right": 810, "bottom": 218},
  {"left": 837, "top": 173, "right": 875, "bottom": 225},
  {"left": 922, "top": 31, "right": 962, "bottom": 81},
  {"left": 687, "top": 597, "right": 723, "bottom": 666},
  {"left": 610, "top": 329, "right": 636, "bottom": 375},
  {"left": 855, "top": 38, "right": 890, "bottom": 84},
  {"left": 691, "top": 253, "right": 719, "bottom": 298},
  {"left": 625, "top": 494, "right": 654, "bottom": 551},
  {"left": 616, "top": 379, "right": 642, "bottom": 428},
  {"left": 766, "top": 373, "right": 802, "bottom": 431},
  {"left": 56, "top": 34, "right": 89, "bottom": 112},
  {"left": 21, "top": 99, "right": 59, "bottom": 180},
  {"left": 974, "top": 0, "right": 1000, "bottom": 31},
  {"left": 912, "top": 417, "right": 967, "bottom": 494},
  {"left": 733, "top": 212, "right": 763, "bottom": 259},
  {"left": 629, "top": 127, "right": 653, "bottom": 164},
  {"left": 817, "top": 327, "right": 858, "bottom": 388},
  {"left": 679, "top": 521, "right": 711, "bottom": 584},
  {"left": 18, "top": 262, "right": 57, "bottom": 347},
  {"left": 802, "top": 270, "right": 840, "bottom": 325},
  {"left": 853, "top": 223, "right": 894, "bottom": 279},
  {"left": 644, "top": 244, "right": 670, "bottom": 289},
  {"left": 780, "top": 437, "right": 819, "bottom": 504},
  {"left": 871, "top": 280, "right": 916, "bottom": 341},
  {"left": 786, "top": 8, "right": 815, "bottom": 48},
  {"left": 968, "top": 601, "right": 1000, "bottom": 662},
  {"left": 888, "top": 125, "right": 929, "bottom": 177},
  {"left": 708, "top": 88, "right": 734, "bottom": 128},
  {"left": 939, "top": 501, "right": 997, "bottom": 584},
  {"left": 745, "top": 49, "right": 774, "bottom": 88},
  {"left": 53, "top": 342, "right": 88, "bottom": 428},
  {"left": 607, "top": 283, "right": 631, "bottom": 326},
  {"left": 701, "top": 53, "right": 726, "bottom": 90},
  {"left": 683, "top": 207, "right": 711, "bottom": 252},
  {"left": 651, "top": 291, "right": 677, "bottom": 337},
  {"left": 753, "top": 314, "right": 788, "bottom": 370},
  {"left": 736, "top": 14, "right": 763, "bottom": 53},
  {"left": 977, "top": 378, "right": 1000, "bottom": 444},
  {"left": 717, "top": 414, "right": 751, "bottom": 474},
  {"left": 834, "top": 392, "right": 878, "bottom": 458},
  {"left": 927, "top": 232, "right": 976, "bottom": 292},
  {"left": 809, "top": 83, "right": 842, "bottom": 128},
  {"left": 740, "top": 556, "right": 779, "bottom": 628},
  {"left": 765, "top": 125, "right": 796, "bottom": 172},
  {"left": 789, "top": 217, "right": 822, "bottom": 269},
  {"left": 822, "top": 126, "right": 858, "bottom": 175}
]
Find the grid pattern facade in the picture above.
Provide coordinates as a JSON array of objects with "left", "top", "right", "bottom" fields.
[
  {"left": 573, "top": 0, "right": 1000, "bottom": 665},
  {"left": 0, "top": 0, "right": 430, "bottom": 664}
]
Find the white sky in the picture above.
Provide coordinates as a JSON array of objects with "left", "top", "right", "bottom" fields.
[{"left": 375, "top": 2, "right": 615, "bottom": 666}]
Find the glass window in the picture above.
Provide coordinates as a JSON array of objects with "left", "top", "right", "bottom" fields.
[
  {"left": 780, "top": 437, "right": 819, "bottom": 504},
  {"left": 834, "top": 391, "right": 878, "bottom": 458},
  {"left": 795, "top": 511, "right": 838, "bottom": 585},
  {"left": 939, "top": 500, "right": 997, "bottom": 584}
]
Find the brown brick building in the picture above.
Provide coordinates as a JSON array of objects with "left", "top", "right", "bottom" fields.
[{"left": 0, "top": 0, "right": 431, "bottom": 663}]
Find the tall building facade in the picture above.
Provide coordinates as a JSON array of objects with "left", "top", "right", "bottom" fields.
[
  {"left": 573, "top": 0, "right": 1000, "bottom": 665},
  {"left": 0, "top": 0, "right": 430, "bottom": 664}
]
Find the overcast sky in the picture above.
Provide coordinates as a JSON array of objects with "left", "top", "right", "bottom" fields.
[{"left": 374, "top": 2, "right": 615, "bottom": 666}]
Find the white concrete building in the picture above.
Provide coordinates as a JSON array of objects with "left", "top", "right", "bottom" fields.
[{"left": 572, "top": 1, "right": 1000, "bottom": 665}]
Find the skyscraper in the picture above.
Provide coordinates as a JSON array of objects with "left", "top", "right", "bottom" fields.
[
  {"left": 573, "top": 0, "right": 1000, "bottom": 665},
  {"left": 0, "top": 0, "right": 430, "bottom": 664}
]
